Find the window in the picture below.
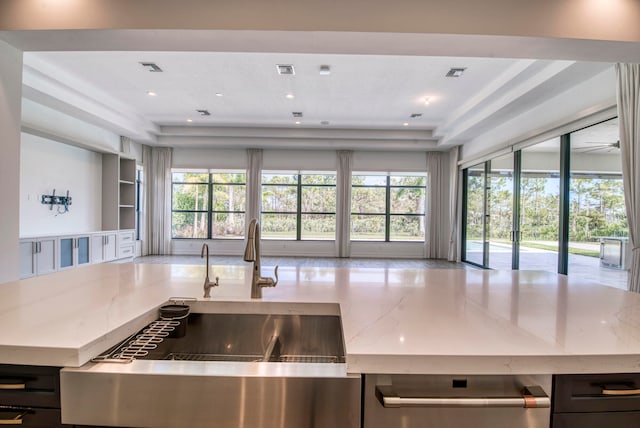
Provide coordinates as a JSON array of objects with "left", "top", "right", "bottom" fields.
[
  {"left": 171, "top": 170, "right": 246, "bottom": 239},
  {"left": 351, "top": 173, "right": 426, "bottom": 241},
  {"left": 261, "top": 172, "right": 336, "bottom": 240}
]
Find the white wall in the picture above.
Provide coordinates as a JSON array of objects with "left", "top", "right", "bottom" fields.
[
  {"left": 0, "top": 40, "right": 22, "bottom": 283},
  {"left": 20, "top": 133, "right": 102, "bottom": 236}
]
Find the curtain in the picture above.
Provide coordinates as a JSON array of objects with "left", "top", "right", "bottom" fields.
[
  {"left": 149, "top": 147, "right": 172, "bottom": 255},
  {"left": 141, "top": 145, "right": 152, "bottom": 256},
  {"left": 447, "top": 146, "right": 460, "bottom": 261},
  {"left": 246, "top": 149, "right": 263, "bottom": 230},
  {"left": 616, "top": 63, "right": 640, "bottom": 292},
  {"left": 426, "top": 151, "right": 448, "bottom": 259},
  {"left": 336, "top": 150, "right": 353, "bottom": 257}
]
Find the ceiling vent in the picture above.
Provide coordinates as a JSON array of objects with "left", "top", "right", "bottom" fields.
[
  {"left": 196, "top": 109, "right": 210, "bottom": 116},
  {"left": 410, "top": 113, "right": 422, "bottom": 118},
  {"left": 277, "top": 64, "right": 295, "bottom": 75},
  {"left": 321, "top": 121, "right": 330, "bottom": 126},
  {"left": 319, "top": 65, "right": 331, "bottom": 75},
  {"left": 140, "top": 62, "right": 163, "bottom": 72},
  {"left": 292, "top": 112, "right": 303, "bottom": 118},
  {"left": 446, "top": 67, "right": 466, "bottom": 77}
]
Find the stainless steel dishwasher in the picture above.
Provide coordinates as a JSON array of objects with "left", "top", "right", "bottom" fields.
[{"left": 363, "top": 374, "right": 552, "bottom": 428}]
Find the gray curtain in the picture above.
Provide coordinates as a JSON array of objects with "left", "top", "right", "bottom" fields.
[
  {"left": 149, "top": 147, "right": 172, "bottom": 255},
  {"left": 426, "top": 151, "right": 447, "bottom": 259},
  {"left": 616, "top": 63, "right": 640, "bottom": 292},
  {"left": 336, "top": 150, "right": 353, "bottom": 257},
  {"left": 141, "top": 144, "right": 152, "bottom": 256},
  {"left": 448, "top": 146, "right": 460, "bottom": 261},
  {"left": 246, "top": 149, "right": 263, "bottom": 229}
]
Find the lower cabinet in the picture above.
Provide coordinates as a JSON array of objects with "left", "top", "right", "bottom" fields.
[
  {"left": 0, "top": 364, "right": 70, "bottom": 428},
  {"left": 19, "top": 238, "right": 57, "bottom": 278},
  {"left": 20, "top": 229, "right": 136, "bottom": 279}
]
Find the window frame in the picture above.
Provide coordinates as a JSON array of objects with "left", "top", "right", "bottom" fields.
[
  {"left": 261, "top": 171, "right": 337, "bottom": 241},
  {"left": 351, "top": 173, "right": 427, "bottom": 242},
  {"left": 170, "top": 169, "right": 246, "bottom": 240}
]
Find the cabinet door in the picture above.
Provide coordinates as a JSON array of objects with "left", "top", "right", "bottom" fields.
[
  {"left": 36, "top": 239, "right": 57, "bottom": 275},
  {"left": 90, "top": 235, "right": 105, "bottom": 264},
  {"left": 59, "top": 238, "right": 74, "bottom": 269},
  {"left": 77, "top": 236, "right": 90, "bottom": 266},
  {"left": 104, "top": 233, "right": 118, "bottom": 261},
  {"left": 19, "top": 241, "right": 36, "bottom": 278}
]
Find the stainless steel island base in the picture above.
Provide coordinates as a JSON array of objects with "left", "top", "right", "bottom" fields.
[{"left": 61, "top": 360, "right": 360, "bottom": 428}]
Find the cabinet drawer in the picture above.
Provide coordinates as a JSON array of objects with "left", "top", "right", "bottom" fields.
[
  {"left": 553, "top": 373, "right": 640, "bottom": 413},
  {"left": 118, "top": 231, "right": 134, "bottom": 244},
  {"left": 0, "top": 407, "right": 70, "bottom": 427},
  {"left": 0, "top": 365, "right": 61, "bottom": 408},
  {"left": 118, "top": 244, "right": 134, "bottom": 258}
]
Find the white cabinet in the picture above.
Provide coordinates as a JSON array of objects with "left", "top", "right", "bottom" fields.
[
  {"left": 58, "top": 235, "right": 91, "bottom": 270},
  {"left": 91, "top": 232, "right": 118, "bottom": 263},
  {"left": 19, "top": 238, "right": 57, "bottom": 279},
  {"left": 118, "top": 230, "right": 135, "bottom": 259}
]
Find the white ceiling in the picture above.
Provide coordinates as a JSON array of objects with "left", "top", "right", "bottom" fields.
[{"left": 16, "top": 31, "right": 616, "bottom": 152}]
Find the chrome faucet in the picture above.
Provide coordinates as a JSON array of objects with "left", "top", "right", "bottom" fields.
[
  {"left": 243, "top": 219, "right": 278, "bottom": 298},
  {"left": 200, "top": 243, "right": 219, "bottom": 298}
]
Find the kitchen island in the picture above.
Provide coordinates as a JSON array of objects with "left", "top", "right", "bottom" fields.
[
  {"left": 1, "top": 262, "right": 640, "bottom": 374},
  {"left": 2, "top": 262, "right": 640, "bottom": 427}
]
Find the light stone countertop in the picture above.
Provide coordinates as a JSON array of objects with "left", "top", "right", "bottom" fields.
[{"left": 2, "top": 262, "right": 640, "bottom": 374}]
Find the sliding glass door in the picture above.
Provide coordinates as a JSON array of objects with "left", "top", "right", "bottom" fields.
[{"left": 463, "top": 163, "right": 486, "bottom": 266}]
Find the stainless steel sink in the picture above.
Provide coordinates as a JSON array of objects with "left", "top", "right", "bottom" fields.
[{"left": 61, "top": 301, "right": 360, "bottom": 428}]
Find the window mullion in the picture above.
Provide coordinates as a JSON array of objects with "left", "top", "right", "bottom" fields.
[
  {"left": 207, "top": 173, "right": 213, "bottom": 240},
  {"left": 385, "top": 176, "right": 391, "bottom": 241},
  {"left": 297, "top": 175, "right": 302, "bottom": 240}
]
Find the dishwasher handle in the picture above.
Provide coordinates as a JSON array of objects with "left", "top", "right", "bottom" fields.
[{"left": 376, "top": 385, "right": 550, "bottom": 409}]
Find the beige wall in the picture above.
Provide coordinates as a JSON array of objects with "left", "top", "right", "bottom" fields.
[
  {"left": 0, "top": 40, "right": 22, "bottom": 283},
  {"left": 1, "top": 0, "right": 639, "bottom": 43}
]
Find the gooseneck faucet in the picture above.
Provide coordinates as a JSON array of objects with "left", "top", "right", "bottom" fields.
[
  {"left": 201, "top": 243, "right": 219, "bottom": 298},
  {"left": 243, "top": 219, "right": 278, "bottom": 298}
]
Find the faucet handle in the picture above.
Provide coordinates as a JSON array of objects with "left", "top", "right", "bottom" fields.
[
  {"left": 257, "top": 266, "right": 278, "bottom": 288},
  {"left": 271, "top": 266, "right": 278, "bottom": 287}
]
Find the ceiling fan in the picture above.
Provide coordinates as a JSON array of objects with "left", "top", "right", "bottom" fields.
[{"left": 574, "top": 140, "right": 620, "bottom": 154}]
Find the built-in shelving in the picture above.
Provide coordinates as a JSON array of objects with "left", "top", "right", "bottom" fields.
[{"left": 102, "top": 154, "right": 136, "bottom": 231}]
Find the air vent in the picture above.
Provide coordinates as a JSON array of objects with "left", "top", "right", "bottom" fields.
[
  {"left": 410, "top": 113, "right": 422, "bottom": 118},
  {"left": 292, "top": 112, "right": 303, "bottom": 118},
  {"left": 319, "top": 65, "right": 331, "bottom": 75},
  {"left": 276, "top": 64, "right": 295, "bottom": 75},
  {"left": 196, "top": 109, "right": 211, "bottom": 116},
  {"left": 321, "top": 121, "right": 330, "bottom": 126},
  {"left": 140, "top": 62, "right": 163, "bottom": 72},
  {"left": 446, "top": 67, "right": 466, "bottom": 77}
]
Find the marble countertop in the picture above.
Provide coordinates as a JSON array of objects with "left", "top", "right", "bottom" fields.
[{"left": 2, "top": 262, "right": 640, "bottom": 374}]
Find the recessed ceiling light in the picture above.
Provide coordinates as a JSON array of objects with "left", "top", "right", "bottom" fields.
[
  {"left": 146, "top": 91, "right": 157, "bottom": 96},
  {"left": 295, "top": 121, "right": 301, "bottom": 125},
  {"left": 215, "top": 93, "right": 223, "bottom": 97},
  {"left": 319, "top": 65, "right": 331, "bottom": 75},
  {"left": 140, "top": 62, "right": 163, "bottom": 72},
  {"left": 424, "top": 97, "right": 431, "bottom": 105},
  {"left": 286, "top": 93, "right": 295, "bottom": 99},
  {"left": 446, "top": 67, "right": 466, "bottom": 77},
  {"left": 276, "top": 64, "right": 295, "bottom": 75},
  {"left": 403, "top": 122, "right": 409, "bottom": 126},
  {"left": 187, "top": 119, "right": 193, "bottom": 123}
]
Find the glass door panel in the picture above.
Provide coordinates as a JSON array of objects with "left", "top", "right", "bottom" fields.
[
  {"left": 519, "top": 138, "right": 561, "bottom": 272},
  {"left": 464, "top": 164, "right": 486, "bottom": 266},
  {"left": 568, "top": 118, "right": 628, "bottom": 289},
  {"left": 487, "top": 154, "right": 514, "bottom": 269}
]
